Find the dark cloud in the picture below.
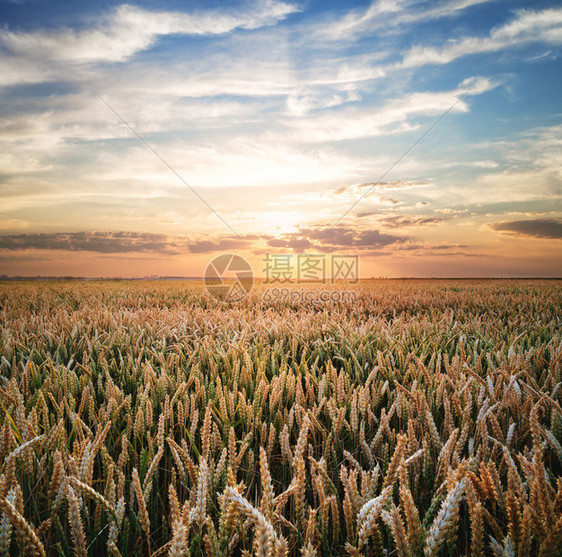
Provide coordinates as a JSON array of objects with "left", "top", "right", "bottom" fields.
[
  {"left": 305, "top": 227, "right": 356, "bottom": 246},
  {"left": 0, "top": 231, "right": 181, "bottom": 254},
  {"left": 266, "top": 226, "right": 406, "bottom": 253},
  {"left": 430, "top": 244, "right": 469, "bottom": 250},
  {"left": 187, "top": 237, "right": 254, "bottom": 254},
  {"left": 490, "top": 219, "right": 562, "bottom": 239},
  {"left": 356, "top": 229, "right": 405, "bottom": 247},
  {"left": 381, "top": 216, "right": 445, "bottom": 228},
  {"left": 0, "top": 231, "right": 267, "bottom": 256},
  {"left": 267, "top": 238, "right": 313, "bottom": 251}
]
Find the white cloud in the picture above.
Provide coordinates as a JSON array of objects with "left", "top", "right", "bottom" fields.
[
  {"left": 416, "top": 123, "right": 562, "bottom": 209},
  {"left": 286, "top": 89, "right": 361, "bottom": 115},
  {"left": 309, "top": 7, "right": 562, "bottom": 93},
  {"left": 0, "top": 75, "right": 495, "bottom": 199},
  {"left": 281, "top": 77, "right": 496, "bottom": 142},
  {"left": 318, "top": 0, "right": 404, "bottom": 41},
  {"left": 0, "top": 1, "right": 299, "bottom": 64},
  {"left": 317, "top": 0, "right": 495, "bottom": 41},
  {"left": 86, "top": 139, "right": 365, "bottom": 189},
  {"left": 401, "top": 8, "right": 562, "bottom": 69}
]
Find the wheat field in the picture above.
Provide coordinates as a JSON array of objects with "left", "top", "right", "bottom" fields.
[{"left": 0, "top": 279, "right": 560, "bottom": 556}]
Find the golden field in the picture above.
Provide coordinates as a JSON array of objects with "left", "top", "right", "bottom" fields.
[{"left": 0, "top": 279, "right": 560, "bottom": 556}]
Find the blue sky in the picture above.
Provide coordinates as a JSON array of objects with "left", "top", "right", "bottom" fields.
[{"left": 0, "top": 0, "right": 561, "bottom": 277}]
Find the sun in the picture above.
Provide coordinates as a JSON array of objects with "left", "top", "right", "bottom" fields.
[{"left": 259, "top": 211, "right": 301, "bottom": 235}]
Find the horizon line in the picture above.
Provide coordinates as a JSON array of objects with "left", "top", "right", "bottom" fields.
[{"left": 1, "top": 275, "right": 561, "bottom": 281}]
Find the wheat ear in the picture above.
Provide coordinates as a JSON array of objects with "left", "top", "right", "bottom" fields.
[
  {"left": 132, "top": 468, "right": 151, "bottom": 556},
  {"left": 424, "top": 479, "right": 465, "bottom": 557},
  {"left": 0, "top": 495, "right": 46, "bottom": 557},
  {"left": 66, "top": 485, "right": 87, "bottom": 557}
]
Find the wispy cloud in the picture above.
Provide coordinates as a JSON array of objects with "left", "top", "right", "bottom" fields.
[
  {"left": 335, "top": 180, "right": 431, "bottom": 195},
  {"left": 317, "top": 0, "right": 495, "bottom": 42},
  {"left": 282, "top": 77, "right": 496, "bottom": 142},
  {"left": 0, "top": 1, "right": 299, "bottom": 64},
  {"left": 400, "top": 8, "right": 562, "bottom": 69}
]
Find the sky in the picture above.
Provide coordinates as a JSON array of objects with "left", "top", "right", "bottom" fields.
[{"left": 0, "top": 0, "right": 561, "bottom": 278}]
